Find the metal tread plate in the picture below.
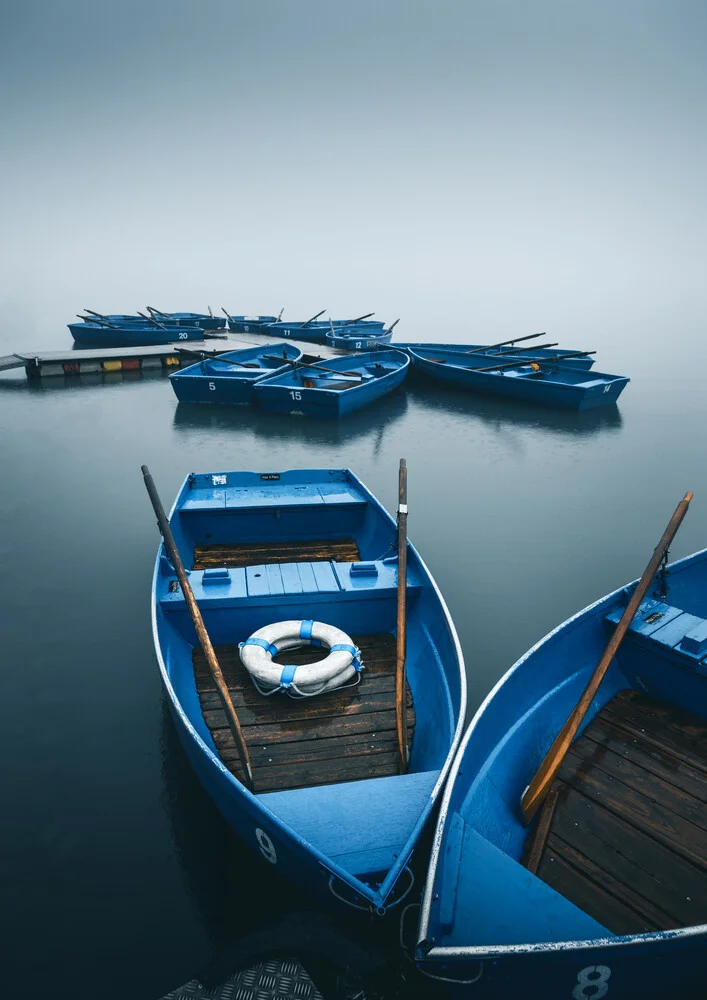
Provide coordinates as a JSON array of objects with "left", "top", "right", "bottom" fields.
[{"left": 162, "top": 957, "right": 324, "bottom": 1000}]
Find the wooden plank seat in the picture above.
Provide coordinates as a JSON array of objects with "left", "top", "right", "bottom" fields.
[
  {"left": 193, "top": 537, "right": 361, "bottom": 570},
  {"left": 523, "top": 690, "right": 707, "bottom": 935},
  {"left": 193, "top": 632, "right": 414, "bottom": 794}
]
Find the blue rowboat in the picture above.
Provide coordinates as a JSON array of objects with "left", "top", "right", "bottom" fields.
[
  {"left": 408, "top": 347, "right": 628, "bottom": 411},
  {"left": 417, "top": 523, "right": 707, "bottom": 998},
  {"left": 253, "top": 349, "right": 410, "bottom": 418},
  {"left": 263, "top": 318, "right": 386, "bottom": 346},
  {"left": 326, "top": 322, "right": 398, "bottom": 351},
  {"left": 68, "top": 321, "right": 206, "bottom": 347},
  {"left": 151, "top": 467, "right": 466, "bottom": 914},
  {"left": 222, "top": 313, "right": 280, "bottom": 333},
  {"left": 147, "top": 309, "right": 227, "bottom": 330},
  {"left": 169, "top": 343, "right": 304, "bottom": 405},
  {"left": 392, "top": 343, "right": 595, "bottom": 369}
]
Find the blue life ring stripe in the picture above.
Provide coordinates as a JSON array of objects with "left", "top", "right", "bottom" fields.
[
  {"left": 280, "top": 663, "right": 297, "bottom": 688},
  {"left": 241, "top": 637, "right": 279, "bottom": 657},
  {"left": 300, "top": 619, "right": 322, "bottom": 647}
]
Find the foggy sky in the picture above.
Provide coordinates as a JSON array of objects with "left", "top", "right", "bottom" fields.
[{"left": 1, "top": 1, "right": 706, "bottom": 351}]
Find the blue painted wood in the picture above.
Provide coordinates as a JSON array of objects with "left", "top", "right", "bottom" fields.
[
  {"left": 417, "top": 545, "right": 707, "bottom": 998},
  {"left": 68, "top": 322, "right": 206, "bottom": 347},
  {"left": 259, "top": 770, "right": 439, "bottom": 878},
  {"left": 253, "top": 350, "right": 410, "bottom": 418},
  {"left": 325, "top": 326, "right": 394, "bottom": 350},
  {"left": 169, "top": 343, "right": 303, "bottom": 405},
  {"left": 408, "top": 347, "right": 628, "bottom": 410},
  {"left": 390, "top": 342, "right": 595, "bottom": 369},
  {"left": 261, "top": 320, "right": 386, "bottom": 346},
  {"left": 224, "top": 314, "right": 279, "bottom": 333},
  {"left": 151, "top": 468, "right": 465, "bottom": 915}
]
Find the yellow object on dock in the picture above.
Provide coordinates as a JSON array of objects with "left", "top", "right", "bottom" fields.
[
  {"left": 164, "top": 356, "right": 180, "bottom": 367},
  {"left": 102, "top": 360, "right": 123, "bottom": 371}
]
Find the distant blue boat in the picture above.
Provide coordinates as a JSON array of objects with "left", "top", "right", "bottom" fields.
[
  {"left": 326, "top": 320, "right": 399, "bottom": 351},
  {"left": 69, "top": 321, "right": 207, "bottom": 347},
  {"left": 222, "top": 312, "right": 280, "bottom": 333},
  {"left": 147, "top": 309, "right": 227, "bottom": 330},
  {"left": 169, "top": 343, "right": 303, "bottom": 405},
  {"left": 408, "top": 347, "right": 628, "bottom": 410},
  {"left": 416, "top": 510, "right": 707, "bottom": 999},
  {"left": 263, "top": 312, "right": 386, "bottom": 345},
  {"left": 393, "top": 342, "right": 595, "bottom": 369},
  {"left": 151, "top": 467, "right": 466, "bottom": 914},
  {"left": 254, "top": 349, "right": 410, "bottom": 418}
]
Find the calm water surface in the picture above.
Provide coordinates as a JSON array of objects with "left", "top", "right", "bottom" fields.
[{"left": 1, "top": 314, "right": 706, "bottom": 997}]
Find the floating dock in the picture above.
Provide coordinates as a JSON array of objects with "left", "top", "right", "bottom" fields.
[
  {"left": 163, "top": 956, "right": 325, "bottom": 1000},
  {"left": 0, "top": 337, "right": 341, "bottom": 381}
]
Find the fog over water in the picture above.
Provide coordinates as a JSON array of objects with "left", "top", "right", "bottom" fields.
[{"left": 1, "top": 2, "right": 706, "bottom": 997}]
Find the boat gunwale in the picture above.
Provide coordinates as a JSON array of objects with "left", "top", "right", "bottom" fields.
[
  {"left": 151, "top": 466, "right": 466, "bottom": 909},
  {"left": 417, "top": 543, "right": 707, "bottom": 958}
]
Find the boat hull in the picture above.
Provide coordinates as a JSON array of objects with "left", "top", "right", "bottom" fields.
[
  {"left": 417, "top": 932, "right": 707, "bottom": 1000},
  {"left": 69, "top": 323, "right": 206, "bottom": 347},
  {"left": 169, "top": 343, "right": 303, "bottom": 404},
  {"left": 254, "top": 350, "right": 409, "bottom": 418},
  {"left": 394, "top": 343, "right": 595, "bottom": 369},
  {"left": 417, "top": 544, "right": 707, "bottom": 996},
  {"left": 151, "top": 468, "right": 466, "bottom": 916},
  {"left": 410, "top": 351, "right": 628, "bottom": 410},
  {"left": 225, "top": 315, "right": 278, "bottom": 333}
]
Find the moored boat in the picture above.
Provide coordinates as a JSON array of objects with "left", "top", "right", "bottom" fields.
[
  {"left": 263, "top": 311, "right": 386, "bottom": 345},
  {"left": 169, "top": 343, "right": 304, "bottom": 404},
  {"left": 416, "top": 493, "right": 707, "bottom": 999},
  {"left": 253, "top": 349, "right": 410, "bottom": 418},
  {"left": 326, "top": 319, "right": 400, "bottom": 351},
  {"left": 221, "top": 310, "right": 280, "bottom": 333},
  {"left": 392, "top": 336, "right": 595, "bottom": 369},
  {"left": 408, "top": 347, "right": 628, "bottom": 410},
  {"left": 69, "top": 320, "right": 207, "bottom": 347},
  {"left": 146, "top": 465, "right": 466, "bottom": 915}
]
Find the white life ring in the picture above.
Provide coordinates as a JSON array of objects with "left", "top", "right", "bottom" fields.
[{"left": 239, "top": 619, "right": 363, "bottom": 698}]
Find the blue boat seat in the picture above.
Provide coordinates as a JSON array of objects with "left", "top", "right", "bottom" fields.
[
  {"left": 181, "top": 482, "right": 368, "bottom": 511},
  {"left": 159, "top": 557, "right": 419, "bottom": 609},
  {"left": 604, "top": 597, "right": 707, "bottom": 674},
  {"left": 259, "top": 770, "right": 439, "bottom": 878},
  {"left": 436, "top": 819, "right": 610, "bottom": 946}
]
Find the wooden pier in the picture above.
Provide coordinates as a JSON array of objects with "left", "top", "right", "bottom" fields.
[{"left": 0, "top": 336, "right": 341, "bottom": 381}]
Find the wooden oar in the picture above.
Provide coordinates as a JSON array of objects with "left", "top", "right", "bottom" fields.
[
  {"left": 221, "top": 307, "right": 234, "bottom": 323},
  {"left": 299, "top": 309, "right": 326, "bottom": 328},
  {"left": 277, "top": 307, "right": 284, "bottom": 321},
  {"left": 520, "top": 490, "right": 694, "bottom": 825},
  {"left": 147, "top": 306, "right": 172, "bottom": 319},
  {"left": 263, "top": 355, "right": 365, "bottom": 380},
  {"left": 464, "top": 333, "right": 545, "bottom": 355},
  {"left": 77, "top": 314, "right": 120, "bottom": 328},
  {"left": 141, "top": 465, "right": 254, "bottom": 792},
  {"left": 341, "top": 312, "right": 375, "bottom": 324},
  {"left": 469, "top": 350, "right": 596, "bottom": 372},
  {"left": 490, "top": 341, "right": 558, "bottom": 356},
  {"left": 138, "top": 310, "right": 168, "bottom": 330},
  {"left": 386, "top": 319, "right": 401, "bottom": 335},
  {"left": 83, "top": 308, "right": 112, "bottom": 321},
  {"left": 396, "top": 458, "right": 409, "bottom": 773}
]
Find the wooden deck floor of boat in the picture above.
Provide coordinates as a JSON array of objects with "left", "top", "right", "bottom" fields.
[
  {"left": 193, "top": 537, "right": 361, "bottom": 570},
  {"left": 193, "top": 633, "right": 414, "bottom": 793},
  {"left": 524, "top": 690, "right": 707, "bottom": 934}
]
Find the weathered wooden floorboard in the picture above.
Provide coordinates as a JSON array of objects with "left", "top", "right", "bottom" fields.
[
  {"left": 193, "top": 537, "right": 361, "bottom": 570},
  {"left": 194, "top": 632, "right": 415, "bottom": 792},
  {"left": 526, "top": 691, "right": 707, "bottom": 934},
  {"left": 551, "top": 786, "right": 707, "bottom": 928}
]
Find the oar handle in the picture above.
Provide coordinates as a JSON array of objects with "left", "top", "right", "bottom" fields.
[
  {"left": 77, "top": 314, "right": 119, "bottom": 329},
  {"left": 386, "top": 318, "right": 401, "bottom": 335},
  {"left": 471, "top": 350, "right": 595, "bottom": 373},
  {"left": 141, "top": 465, "right": 254, "bottom": 791},
  {"left": 221, "top": 306, "right": 234, "bottom": 322},
  {"left": 396, "top": 458, "right": 409, "bottom": 773},
  {"left": 520, "top": 490, "right": 694, "bottom": 824},
  {"left": 83, "top": 308, "right": 110, "bottom": 320}
]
